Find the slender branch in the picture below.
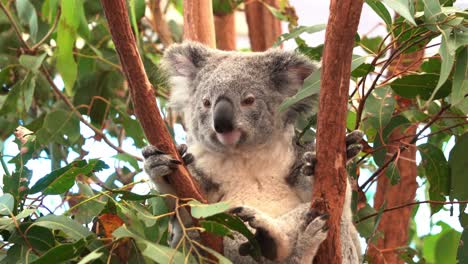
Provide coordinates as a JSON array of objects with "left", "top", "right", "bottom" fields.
[
  {"left": 0, "top": 1, "right": 30, "bottom": 49},
  {"left": 356, "top": 200, "right": 468, "bottom": 223},
  {"left": 31, "top": 7, "right": 61, "bottom": 51}
]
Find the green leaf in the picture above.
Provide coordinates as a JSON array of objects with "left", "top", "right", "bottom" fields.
[
  {"left": 451, "top": 47, "right": 468, "bottom": 114},
  {"left": 274, "top": 25, "right": 326, "bottom": 47},
  {"left": 35, "top": 215, "right": 93, "bottom": 241},
  {"left": 213, "top": 0, "right": 241, "bottom": 15},
  {"left": 56, "top": 0, "right": 79, "bottom": 95},
  {"left": 359, "top": 36, "right": 383, "bottom": 54},
  {"left": 418, "top": 143, "right": 450, "bottom": 214},
  {"left": 362, "top": 86, "right": 395, "bottom": 132},
  {"left": 435, "top": 226, "right": 461, "bottom": 264},
  {"left": 0, "top": 193, "right": 14, "bottom": 216},
  {"left": 381, "top": 0, "right": 416, "bottom": 26},
  {"left": 29, "top": 159, "right": 109, "bottom": 195},
  {"left": 113, "top": 225, "right": 191, "bottom": 264},
  {"left": 366, "top": 0, "right": 392, "bottom": 25},
  {"left": 458, "top": 228, "right": 468, "bottom": 263},
  {"left": 200, "top": 220, "right": 232, "bottom": 237},
  {"left": 30, "top": 238, "right": 89, "bottom": 264},
  {"left": 351, "top": 63, "right": 375, "bottom": 78},
  {"left": 385, "top": 162, "right": 401, "bottom": 185},
  {"left": 16, "top": 0, "right": 39, "bottom": 41},
  {"left": 193, "top": 240, "right": 233, "bottom": 264},
  {"left": 0, "top": 73, "right": 36, "bottom": 116},
  {"left": 206, "top": 213, "right": 261, "bottom": 258},
  {"left": 9, "top": 224, "right": 55, "bottom": 252},
  {"left": 129, "top": 0, "right": 144, "bottom": 47},
  {"left": 423, "top": 0, "right": 443, "bottom": 26},
  {"left": 355, "top": 204, "right": 377, "bottom": 239},
  {"left": 38, "top": 109, "right": 80, "bottom": 145},
  {"left": 279, "top": 55, "right": 366, "bottom": 112},
  {"left": 372, "top": 115, "right": 410, "bottom": 166},
  {"left": 19, "top": 53, "right": 47, "bottom": 73},
  {"left": 449, "top": 133, "right": 468, "bottom": 200},
  {"left": 390, "top": 73, "right": 452, "bottom": 100},
  {"left": 428, "top": 28, "right": 467, "bottom": 103},
  {"left": 77, "top": 250, "right": 104, "bottom": 264},
  {"left": 113, "top": 153, "right": 140, "bottom": 171},
  {"left": 264, "top": 4, "right": 287, "bottom": 21},
  {"left": 188, "top": 200, "right": 230, "bottom": 219},
  {"left": 72, "top": 182, "right": 106, "bottom": 224}
]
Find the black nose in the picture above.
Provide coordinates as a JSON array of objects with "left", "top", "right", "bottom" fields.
[{"left": 213, "top": 98, "right": 234, "bottom": 133}]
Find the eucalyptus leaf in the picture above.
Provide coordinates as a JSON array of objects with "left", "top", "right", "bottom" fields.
[
  {"left": 188, "top": 200, "right": 230, "bottom": 218},
  {"left": 0, "top": 193, "right": 14, "bottom": 216},
  {"left": 449, "top": 133, "right": 468, "bottom": 200}
]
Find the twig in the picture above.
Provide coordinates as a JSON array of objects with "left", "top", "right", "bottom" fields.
[
  {"left": 355, "top": 199, "right": 468, "bottom": 223},
  {"left": 0, "top": 1, "right": 30, "bottom": 49},
  {"left": 31, "top": 7, "right": 61, "bottom": 51}
]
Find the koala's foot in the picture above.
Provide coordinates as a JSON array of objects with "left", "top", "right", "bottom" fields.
[
  {"left": 229, "top": 206, "right": 291, "bottom": 261},
  {"left": 300, "top": 151, "right": 317, "bottom": 176},
  {"left": 293, "top": 209, "right": 329, "bottom": 263},
  {"left": 142, "top": 144, "right": 193, "bottom": 183},
  {"left": 346, "top": 130, "right": 364, "bottom": 162}
]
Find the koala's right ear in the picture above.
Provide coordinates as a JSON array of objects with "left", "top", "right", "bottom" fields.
[
  {"left": 162, "top": 42, "right": 212, "bottom": 111},
  {"left": 162, "top": 42, "right": 211, "bottom": 79}
]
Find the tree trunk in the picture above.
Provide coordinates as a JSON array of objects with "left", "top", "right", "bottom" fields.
[
  {"left": 368, "top": 49, "right": 424, "bottom": 264},
  {"left": 245, "top": 0, "right": 281, "bottom": 51},
  {"left": 100, "top": 0, "right": 222, "bottom": 254},
  {"left": 311, "top": 0, "right": 364, "bottom": 263},
  {"left": 183, "top": 0, "right": 216, "bottom": 48},
  {"left": 214, "top": 12, "right": 236, "bottom": 50},
  {"left": 148, "top": 0, "right": 173, "bottom": 47}
]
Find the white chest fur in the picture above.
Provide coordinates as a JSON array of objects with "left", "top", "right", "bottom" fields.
[{"left": 189, "top": 133, "right": 301, "bottom": 218}]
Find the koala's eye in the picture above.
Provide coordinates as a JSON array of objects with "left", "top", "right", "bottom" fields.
[
  {"left": 241, "top": 95, "right": 255, "bottom": 106},
  {"left": 202, "top": 98, "right": 211, "bottom": 108}
]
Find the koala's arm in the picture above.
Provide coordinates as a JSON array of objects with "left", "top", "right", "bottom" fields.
[{"left": 287, "top": 130, "right": 364, "bottom": 203}]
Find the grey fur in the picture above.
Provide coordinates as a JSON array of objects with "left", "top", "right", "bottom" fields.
[{"left": 144, "top": 42, "right": 362, "bottom": 263}]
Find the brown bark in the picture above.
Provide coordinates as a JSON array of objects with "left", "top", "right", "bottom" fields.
[
  {"left": 311, "top": 1, "right": 364, "bottom": 263},
  {"left": 368, "top": 49, "right": 424, "bottom": 264},
  {"left": 245, "top": 0, "right": 281, "bottom": 51},
  {"left": 149, "top": 0, "right": 173, "bottom": 47},
  {"left": 183, "top": 0, "right": 216, "bottom": 48},
  {"left": 214, "top": 12, "right": 236, "bottom": 51},
  {"left": 100, "top": 0, "right": 222, "bottom": 254}
]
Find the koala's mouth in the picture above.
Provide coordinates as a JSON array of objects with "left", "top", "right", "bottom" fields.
[{"left": 215, "top": 129, "right": 242, "bottom": 146}]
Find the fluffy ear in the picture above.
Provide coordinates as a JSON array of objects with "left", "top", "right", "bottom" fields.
[
  {"left": 266, "top": 50, "right": 318, "bottom": 119},
  {"left": 162, "top": 42, "right": 212, "bottom": 111}
]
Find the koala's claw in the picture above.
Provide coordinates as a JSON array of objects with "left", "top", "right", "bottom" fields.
[
  {"left": 229, "top": 207, "right": 257, "bottom": 225},
  {"left": 142, "top": 145, "right": 164, "bottom": 159},
  {"left": 345, "top": 130, "right": 364, "bottom": 161},
  {"left": 301, "top": 151, "right": 317, "bottom": 176}
]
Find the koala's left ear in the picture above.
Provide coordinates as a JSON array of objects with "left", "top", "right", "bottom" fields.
[
  {"left": 162, "top": 42, "right": 212, "bottom": 111},
  {"left": 267, "top": 50, "right": 318, "bottom": 118},
  {"left": 162, "top": 41, "right": 212, "bottom": 79}
]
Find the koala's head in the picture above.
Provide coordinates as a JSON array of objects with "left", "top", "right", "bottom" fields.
[{"left": 162, "top": 42, "right": 316, "bottom": 153}]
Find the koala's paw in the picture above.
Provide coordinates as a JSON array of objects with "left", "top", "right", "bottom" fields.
[
  {"left": 142, "top": 145, "right": 182, "bottom": 182},
  {"left": 346, "top": 130, "right": 364, "bottom": 162},
  {"left": 298, "top": 209, "right": 329, "bottom": 248},
  {"left": 300, "top": 151, "right": 317, "bottom": 176},
  {"left": 229, "top": 206, "right": 289, "bottom": 261}
]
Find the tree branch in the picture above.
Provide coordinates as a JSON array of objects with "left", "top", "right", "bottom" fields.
[
  {"left": 356, "top": 200, "right": 468, "bottom": 223},
  {"left": 100, "top": 0, "right": 222, "bottom": 254},
  {"left": 311, "top": 1, "right": 364, "bottom": 263}
]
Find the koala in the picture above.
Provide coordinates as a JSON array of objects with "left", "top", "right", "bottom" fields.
[{"left": 143, "top": 42, "right": 363, "bottom": 263}]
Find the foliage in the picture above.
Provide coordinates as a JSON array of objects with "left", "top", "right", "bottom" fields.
[{"left": 0, "top": 0, "right": 466, "bottom": 263}]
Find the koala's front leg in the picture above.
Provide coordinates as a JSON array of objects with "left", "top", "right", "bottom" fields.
[
  {"left": 229, "top": 206, "right": 292, "bottom": 261},
  {"left": 142, "top": 144, "right": 194, "bottom": 192},
  {"left": 291, "top": 208, "right": 329, "bottom": 263}
]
